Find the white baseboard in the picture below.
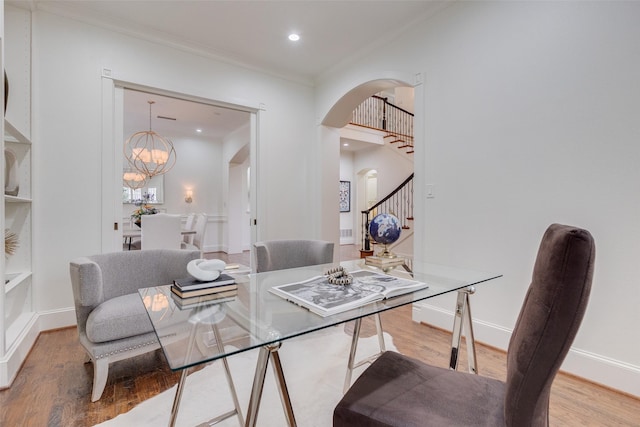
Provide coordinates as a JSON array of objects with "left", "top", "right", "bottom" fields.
[
  {"left": 203, "top": 244, "right": 225, "bottom": 253},
  {"left": 412, "top": 302, "right": 640, "bottom": 398},
  {"left": 37, "top": 307, "right": 77, "bottom": 331},
  {"left": 204, "top": 244, "right": 251, "bottom": 255},
  {"left": 562, "top": 347, "right": 640, "bottom": 397},
  {"left": 0, "top": 313, "right": 39, "bottom": 388},
  {"left": 1, "top": 308, "right": 76, "bottom": 388}
]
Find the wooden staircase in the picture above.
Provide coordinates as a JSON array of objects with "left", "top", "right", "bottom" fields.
[
  {"left": 350, "top": 95, "right": 415, "bottom": 256},
  {"left": 360, "top": 173, "right": 414, "bottom": 256},
  {"left": 384, "top": 132, "right": 414, "bottom": 154},
  {"left": 350, "top": 95, "right": 414, "bottom": 154}
]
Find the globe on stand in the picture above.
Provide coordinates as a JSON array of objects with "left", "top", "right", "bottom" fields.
[{"left": 368, "top": 213, "right": 402, "bottom": 258}]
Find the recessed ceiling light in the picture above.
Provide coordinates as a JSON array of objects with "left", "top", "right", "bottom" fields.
[
  {"left": 288, "top": 33, "right": 300, "bottom": 42},
  {"left": 196, "top": 129, "right": 202, "bottom": 133},
  {"left": 343, "top": 143, "right": 349, "bottom": 147}
]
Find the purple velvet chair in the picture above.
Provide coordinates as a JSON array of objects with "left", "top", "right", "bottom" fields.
[{"left": 334, "top": 223, "right": 595, "bottom": 427}]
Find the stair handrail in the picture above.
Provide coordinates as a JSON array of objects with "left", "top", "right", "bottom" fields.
[
  {"left": 361, "top": 173, "right": 414, "bottom": 253},
  {"left": 350, "top": 95, "right": 414, "bottom": 152},
  {"left": 364, "top": 173, "right": 414, "bottom": 214}
]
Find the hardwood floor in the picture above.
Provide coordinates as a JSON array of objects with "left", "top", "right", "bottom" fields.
[{"left": 1, "top": 246, "right": 638, "bottom": 426}]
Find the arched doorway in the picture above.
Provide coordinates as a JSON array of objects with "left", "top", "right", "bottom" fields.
[{"left": 320, "top": 76, "right": 421, "bottom": 259}]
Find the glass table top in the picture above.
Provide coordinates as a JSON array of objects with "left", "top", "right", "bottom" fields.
[{"left": 138, "top": 259, "right": 501, "bottom": 371}]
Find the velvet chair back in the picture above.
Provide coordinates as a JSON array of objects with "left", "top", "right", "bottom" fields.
[
  {"left": 333, "top": 224, "right": 595, "bottom": 427},
  {"left": 505, "top": 223, "right": 595, "bottom": 426}
]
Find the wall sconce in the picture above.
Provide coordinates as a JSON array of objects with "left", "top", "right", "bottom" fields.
[{"left": 185, "top": 189, "right": 193, "bottom": 203}]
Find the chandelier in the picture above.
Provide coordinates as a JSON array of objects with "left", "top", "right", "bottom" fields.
[
  {"left": 123, "top": 168, "right": 147, "bottom": 189},
  {"left": 124, "top": 100, "right": 176, "bottom": 179}
]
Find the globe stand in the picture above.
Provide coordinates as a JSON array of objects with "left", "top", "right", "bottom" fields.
[
  {"left": 377, "top": 243, "right": 396, "bottom": 259},
  {"left": 365, "top": 254, "right": 405, "bottom": 272},
  {"left": 366, "top": 243, "right": 405, "bottom": 272}
]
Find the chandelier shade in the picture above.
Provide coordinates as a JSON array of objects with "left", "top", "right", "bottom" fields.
[
  {"left": 123, "top": 169, "right": 147, "bottom": 189},
  {"left": 124, "top": 100, "right": 177, "bottom": 179}
]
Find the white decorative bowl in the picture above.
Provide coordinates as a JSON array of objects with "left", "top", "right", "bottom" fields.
[{"left": 187, "top": 258, "right": 227, "bottom": 281}]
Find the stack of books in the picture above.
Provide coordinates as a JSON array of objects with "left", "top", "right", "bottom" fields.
[
  {"left": 170, "top": 273, "right": 237, "bottom": 309},
  {"left": 365, "top": 255, "right": 406, "bottom": 267}
]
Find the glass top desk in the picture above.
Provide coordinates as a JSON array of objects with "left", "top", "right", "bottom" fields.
[{"left": 139, "top": 259, "right": 502, "bottom": 427}]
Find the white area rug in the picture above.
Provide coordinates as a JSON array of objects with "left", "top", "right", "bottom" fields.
[{"left": 95, "top": 327, "right": 396, "bottom": 427}]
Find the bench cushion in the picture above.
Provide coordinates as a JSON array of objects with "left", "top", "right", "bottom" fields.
[{"left": 86, "top": 293, "right": 153, "bottom": 343}]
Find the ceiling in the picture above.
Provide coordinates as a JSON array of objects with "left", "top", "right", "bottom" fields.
[
  {"left": 31, "top": 0, "right": 449, "bottom": 83},
  {"left": 22, "top": 0, "right": 444, "bottom": 145},
  {"left": 123, "top": 89, "right": 249, "bottom": 141}
]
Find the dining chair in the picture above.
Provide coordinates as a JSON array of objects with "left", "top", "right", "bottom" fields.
[
  {"left": 181, "top": 212, "right": 207, "bottom": 255},
  {"left": 141, "top": 213, "right": 182, "bottom": 250},
  {"left": 183, "top": 212, "right": 196, "bottom": 246},
  {"left": 334, "top": 223, "right": 595, "bottom": 427}
]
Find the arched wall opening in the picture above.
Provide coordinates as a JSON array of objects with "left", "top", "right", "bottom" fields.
[
  {"left": 317, "top": 75, "right": 423, "bottom": 259},
  {"left": 321, "top": 79, "right": 413, "bottom": 128}
]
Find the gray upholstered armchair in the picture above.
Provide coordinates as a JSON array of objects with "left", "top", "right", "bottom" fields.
[
  {"left": 334, "top": 223, "right": 595, "bottom": 426},
  {"left": 70, "top": 249, "right": 200, "bottom": 401},
  {"left": 253, "top": 239, "right": 334, "bottom": 272}
]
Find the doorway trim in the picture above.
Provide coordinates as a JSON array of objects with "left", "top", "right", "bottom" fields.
[{"left": 100, "top": 75, "right": 262, "bottom": 252}]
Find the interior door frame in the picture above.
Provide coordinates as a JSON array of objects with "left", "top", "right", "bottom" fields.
[{"left": 100, "top": 74, "right": 261, "bottom": 253}]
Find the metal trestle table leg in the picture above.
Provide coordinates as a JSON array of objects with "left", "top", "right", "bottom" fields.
[
  {"left": 343, "top": 313, "right": 386, "bottom": 394},
  {"left": 449, "top": 286, "right": 478, "bottom": 374},
  {"left": 245, "top": 342, "right": 297, "bottom": 427}
]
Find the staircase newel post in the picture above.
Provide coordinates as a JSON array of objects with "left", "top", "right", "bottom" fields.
[
  {"left": 363, "top": 211, "right": 371, "bottom": 251},
  {"left": 382, "top": 97, "right": 387, "bottom": 131},
  {"left": 360, "top": 211, "right": 374, "bottom": 258}
]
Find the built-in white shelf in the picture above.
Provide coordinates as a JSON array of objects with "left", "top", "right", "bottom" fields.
[
  {"left": 4, "top": 271, "right": 32, "bottom": 294},
  {"left": 3, "top": 73, "right": 34, "bottom": 363},
  {"left": 5, "top": 312, "right": 36, "bottom": 351},
  {"left": 2, "top": 4, "right": 37, "bottom": 387},
  {"left": 4, "top": 195, "right": 31, "bottom": 203},
  {"left": 4, "top": 119, "right": 31, "bottom": 145}
]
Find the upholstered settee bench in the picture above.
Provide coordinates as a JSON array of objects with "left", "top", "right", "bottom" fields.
[{"left": 70, "top": 249, "right": 200, "bottom": 401}]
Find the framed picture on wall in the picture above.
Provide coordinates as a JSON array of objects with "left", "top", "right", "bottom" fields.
[{"left": 339, "top": 180, "right": 350, "bottom": 212}]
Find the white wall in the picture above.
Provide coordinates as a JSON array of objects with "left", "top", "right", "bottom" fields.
[
  {"left": 30, "top": 9, "right": 316, "bottom": 322},
  {"left": 340, "top": 129, "right": 414, "bottom": 249},
  {"left": 121, "top": 135, "right": 224, "bottom": 216},
  {"left": 352, "top": 144, "right": 413, "bottom": 200},
  {"left": 223, "top": 123, "right": 251, "bottom": 253},
  {"left": 4, "top": 7, "right": 30, "bottom": 138},
  {"left": 317, "top": 1, "right": 640, "bottom": 395},
  {"left": 316, "top": 125, "right": 341, "bottom": 254},
  {"left": 339, "top": 151, "right": 355, "bottom": 244},
  {"left": 161, "top": 134, "right": 225, "bottom": 251}
]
